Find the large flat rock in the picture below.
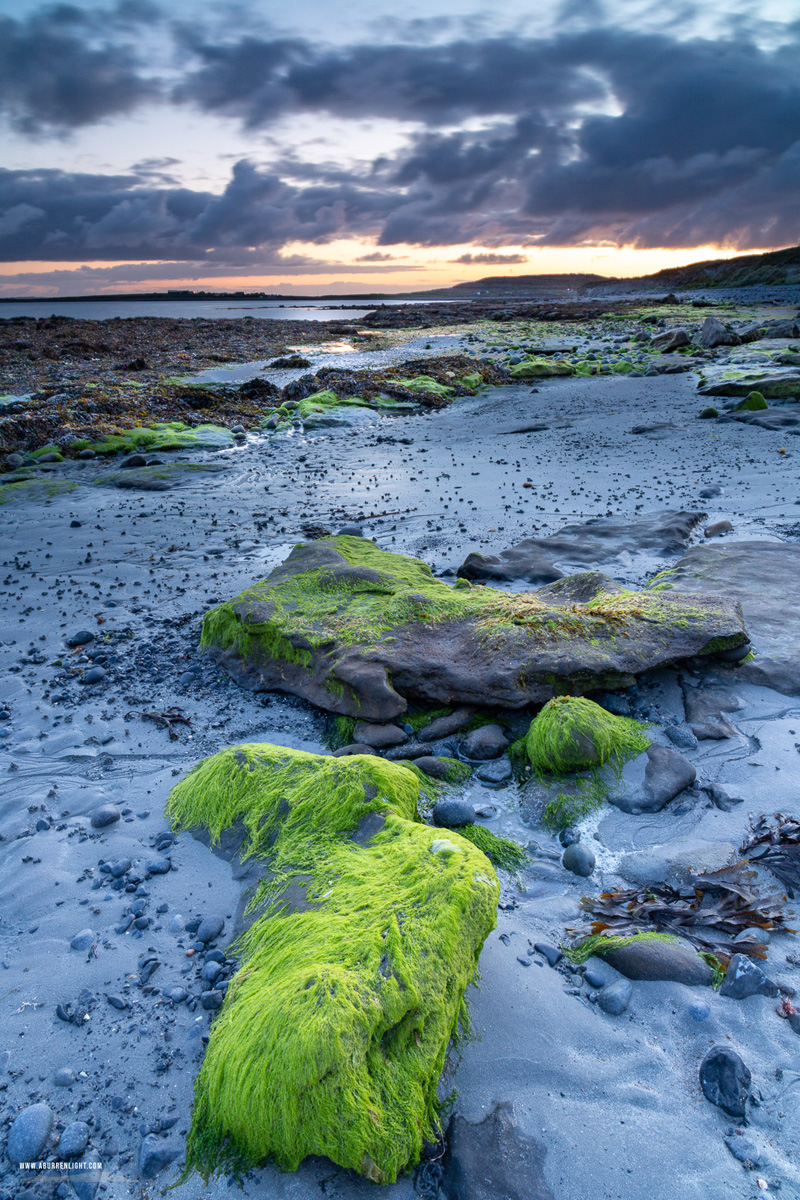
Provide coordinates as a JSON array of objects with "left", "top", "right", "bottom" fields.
[
  {"left": 201, "top": 535, "right": 748, "bottom": 720},
  {"left": 668, "top": 540, "right": 800, "bottom": 694},
  {"left": 457, "top": 510, "right": 706, "bottom": 585},
  {"left": 698, "top": 373, "right": 800, "bottom": 399}
]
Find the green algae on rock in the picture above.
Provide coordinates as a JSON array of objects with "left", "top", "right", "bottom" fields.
[
  {"left": 524, "top": 696, "right": 649, "bottom": 775},
  {"left": 87, "top": 421, "right": 234, "bottom": 454},
  {"left": 734, "top": 391, "right": 768, "bottom": 411},
  {"left": 510, "top": 357, "right": 575, "bottom": 378},
  {"left": 201, "top": 536, "right": 749, "bottom": 721},
  {"left": 166, "top": 743, "right": 499, "bottom": 1184}
]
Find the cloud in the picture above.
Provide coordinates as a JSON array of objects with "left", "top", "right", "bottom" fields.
[
  {"left": 355, "top": 251, "right": 398, "bottom": 261},
  {"left": 454, "top": 252, "right": 528, "bottom": 264}
]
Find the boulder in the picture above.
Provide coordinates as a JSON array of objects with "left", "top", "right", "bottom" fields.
[
  {"left": 166, "top": 743, "right": 499, "bottom": 1183},
  {"left": 457, "top": 510, "right": 706, "bottom": 585},
  {"left": 608, "top": 745, "right": 696, "bottom": 814},
  {"left": 461, "top": 723, "right": 508, "bottom": 760},
  {"left": 601, "top": 936, "right": 712, "bottom": 984},
  {"left": 651, "top": 328, "right": 690, "bottom": 352},
  {"left": 442, "top": 1102, "right": 554, "bottom": 1200},
  {"left": 697, "top": 316, "right": 740, "bottom": 348},
  {"left": 669, "top": 541, "right": 800, "bottom": 694},
  {"left": 698, "top": 373, "right": 800, "bottom": 399},
  {"left": 201, "top": 537, "right": 748, "bottom": 721}
]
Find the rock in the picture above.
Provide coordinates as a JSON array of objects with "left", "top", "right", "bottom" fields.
[
  {"left": 120, "top": 453, "right": 148, "bottom": 469},
  {"left": 164, "top": 985, "right": 188, "bottom": 1003},
  {"left": 699, "top": 1046, "right": 751, "bottom": 1116},
  {"left": 68, "top": 1158, "right": 102, "bottom": 1200},
  {"left": 461, "top": 723, "right": 509, "bottom": 760},
  {"left": 139, "top": 1133, "right": 180, "bottom": 1179},
  {"left": 562, "top": 843, "right": 595, "bottom": 877},
  {"left": 457, "top": 510, "right": 706, "bottom": 585},
  {"left": 601, "top": 936, "right": 712, "bottom": 984},
  {"left": 683, "top": 686, "right": 742, "bottom": 740},
  {"left": 66, "top": 630, "right": 95, "bottom": 647},
  {"left": 418, "top": 707, "right": 474, "bottom": 740},
  {"left": 650, "top": 328, "right": 690, "bottom": 351},
  {"left": 82, "top": 666, "right": 106, "bottom": 685},
  {"left": 70, "top": 928, "right": 95, "bottom": 951},
  {"left": 670, "top": 541, "right": 800, "bottom": 694},
  {"left": 533, "top": 942, "right": 562, "bottom": 967},
  {"left": 167, "top": 741, "right": 499, "bottom": 1182},
  {"left": 78, "top": 448, "right": 96, "bottom": 459},
  {"left": 618, "top": 838, "right": 737, "bottom": 887},
  {"left": 664, "top": 725, "right": 698, "bottom": 751},
  {"left": 59, "top": 1121, "right": 90, "bottom": 1158},
  {"left": 475, "top": 757, "right": 512, "bottom": 785},
  {"left": 584, "top": 966, "right": 607, "bottom": 989},
  {"left": 5, "top": 452, "right": 24, "bottom": 467},
  {"left": 54, "top": 1066, "right": 76, "bottom": 1086},
  {"left": 90, "top": 803, "right": 120, "bottom": 829},
  {"left": 200, "top": 989, "right": 224, "bottom": 1010},
  {"left": 559, "top": 826, "right": 581, "bottom": 846},
  {"left": 697, "top": 316, "right": 740, "bottom": 348},
  {"left": 413, "top": 756, "right": 461, "bottom": 780},
  {"left": 688, "top": 1000, "right": 711, "bottom": 1022},
  {"left": 698, "top": 372, "right": 800, "bottom": 399},
  {"left": 432, "top": 799, "right": 476, "bottom": 829},
  {"left": 332, "top": 742, "right": 380, "bottom": 757},
  {"left": 196, "top": 915, "right": 224, "bottom": 944},
  {"left": 352, "top": 721, "right": 407, "bottom": 748},
  {"left": 442, "top": 1101, "right": 554, "bottom": 1200},
  {"left": 719, "top": 954, "right": 780, "bottom": 1000},
  {"left": 704, "top": 520, "right": 733, "bottom": 538},
  {"left": 201, "top": 961, "right": 223, "bottom": 983},
  {"left": 203, "top": 537, "right": 748, "bottom": 720},
  {"left": 7, "top": 1103, "right": 54, "bottom": 1162},
  {"left": 384, "top": 741, "right": 434, "bottom": 761},
  {"left": 597, "top": 977, "right": 633, "bottom": 1015},
  {"left": 609, "top": 745, "right": 696, "bottom": 814}
]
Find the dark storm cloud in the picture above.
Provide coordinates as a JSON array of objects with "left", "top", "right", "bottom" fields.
[
  {"left": 2, "top": 7, "right": 800, "bottom": 255},
  {"left": 0, "top": 3, "right": 161, "bottom": 133},
  {"left": 454, "top": 253, "right": 528, "bottom": 264}
]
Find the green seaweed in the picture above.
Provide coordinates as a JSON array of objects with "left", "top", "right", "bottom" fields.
[
  {"left": 563, "top": 931, "right": 679, "bottom": 965},
  {"left": 735, "top": 390, "right": 768, "bottom": 411},
  {"left": 90, "top": 421, "right": 234, "bottom": 454},
  {"left": 167, "top": 743, "right": 499, "bottom": 1184},
  {"left": 510, "top": 357, "right": 575, "bottom": 378},
  {"left": 457, "top": 824, "right": 527, "bottom": 871},
  {"left": 524, "top": 696, "right": 649, "bottom": 775},
  {"left": 699, "top": 406, "right": 719, "bottom": 419}
]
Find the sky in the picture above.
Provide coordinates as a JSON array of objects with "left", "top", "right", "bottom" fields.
[{"left": 0, "top": 0, "right": 798, "bottom": 296}]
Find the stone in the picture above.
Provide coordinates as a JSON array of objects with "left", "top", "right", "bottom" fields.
[
  {"left": 432, "top": 799, "right": 476, "bottom": 829},
  {"left": 90, "top": 803, "right": 120, "bottom": 829},
  {"left": 418, "top": 707, "right": 475, "bottom": 740},
  {"left": 683, "top": 686, "right": 742, "bottom": 740},
  {"left": 70, "top": 928, "right": 95, "bottom": 951},
  {"left": 120, "top": 453, "right": 148, "bottom": 469},
  {"left": 704, "top": 520, "right": 733, "bottom": 538},
  {"left": 601, "top": 936, "right": 712, "bottom": 985},
  {"left": 609, "top": 745, "right": 696, "bottom": 814},
  {"left": 414, "top": 756, "right": 458, "bottom": 779},
  {"left": 699, "top": 1046, "right": 751, "bottom": 1116},
  {"left": 664, "top": 725, "right": 698, "bottom": 751},
  {"left": 82, "top": 666, "right": 106, "bottom": 685},
  {"left": 562, "top": 842, "right": 595, "bottom": 877},
  {"left": 650, "top": 328, "right": 690, "bottom": 352},
  {"left": 332, "top": 742, "right": 380, "bottom": 757},
  {"left": 670, "top": 542, "right": 800, "bottom": 694},
  {"left": 457, "top": 510, "right": 706, "bottom": 585},
  {"left": 54, "top": 1066, "right": 76, "bottom": 1086},
  {"left": 699, "top": 373, "right": 800, "bottom": 399},
  {"left": 719, "top": 954, "right": 780, "bottom": 1000},
  {"left": 205, "top": 537, "right": 748, "bottom": 721},
  {"left": 7, "top": 1103, "right": 54, "bottom": 1163},
  {"left": 66, "top": 630, "right": 95, "bottom": 647},
  {"left": 139, "top": 1133, "right": 180, "bottom": 1179},
  {"left": 200, "top": 989, "right": 224, "bottom": 1010},
  {"left": 559, "top": 826, "right": 581, "bottom": 847},
  {"left": 59, "top": 1121, "right": 90, "bottom": 1158},
  {"left": 697, "top": 316, "right": 740, "bottom": 348},
  {"left": 196, "top": 915, "right": 224, "bottom": 944},
  {"left": 597, "top": 977, "right": 633, "bottom": 1015},
  {"left": 533, "top": 942, "right": 563, "bottom": 967},
  {"left": 461, "top": 723, "right": 509, "bottom": 760},
  {"left": 618, "top": 838, "right": 737, "bottom": 887},
  {"left": 688, "top": 1000, "right": 711, "bottom": 1022},
  {"left": 475, "top": 757, "right": 512, "bottom": 785},
  {"left": 584, "top": 966, "right": 608, "bottom": 989},
  {"left": 442, "top": 1101, "right": 554, "bottom": 1200},
  {"left": 352, "top": 721, "right": 407, "bottom": 748}
]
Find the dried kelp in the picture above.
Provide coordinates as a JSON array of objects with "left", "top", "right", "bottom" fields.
[
  {"left": 569, "top": 866, "right": 792, "bottom": 966},
  {"left": 741, "top": 813, "right": 800, "bottom": 898}
]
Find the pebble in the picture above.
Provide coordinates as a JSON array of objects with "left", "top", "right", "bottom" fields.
[
  {"left": 432, "top": 799, "right": 476, "bottom": 829},
  {"left": 164, "top": 985, "right": 187, "bottom": 1003},
  {"left": 597, "top": 978, "right": 633, "bottom": 1015},
  {"left": 688, "top": 1000, "right": 711, "bottom": 1022},
  {"left": 461, "top": 723, "right": 509, "bottom": 760},
  {"left": 562, "top": 843, "right": 595, "bottom": 877},
  {"left": 106, "top": 994, "right": 127, "bottom": 1010},
  {"left": 200, "top": 989, "right": 224, "bottom": 1010},
  {"left": 720, "top": 954, "right": 779, "bottom": 999},
  {"left": 59, "top": 1121, "right": 90, "bottom": 1158},
  {"left": 699, "top": 1045, "right": 751, "bottom": 1117},
  {"left": 67, "top": 630, "right": 95, "bottom": 647},
  {"left": 533, "top": 942, "right": 563, "bottom": 967},
  {"left": 90, "top": 804, "right": 120, "bottom": 829},
  {"left": 196, "top": 915, "right": 224, "bottom": 943},
  {"left": 664, "top": 725, "right": 699, "bottom": 751},
  {"left": 82, "top": 666, "right": 106, "bottom": 684},
  {"left": 70, "top": 928, "right": 95, "bottom": 951},
  {"left": 138, "top": 1133, "right": 180, "bottom": 1179},
  {"left": 584, "top": 967, "right": 608, "bottom": 989},
  {"left": 53, "top": 1066, "right": 76, "bottom": 1086},
  {"left": 168, "top": 914, "right": 185, "bottom": 934},
  {"left": 146, "top": 858, "right": 172, "bottom": 875},
  {"left": 7, "top": 1102, "right": 54, "bottom": 1162},
  {"left": 559, "top": 826, "right": 581, "bottom": 847},
  {"left": 475, "top": 757, "right": 512, "bottom": 785},
  {"left": 201, "top": 960, "right": 223, "bottom": 983}
]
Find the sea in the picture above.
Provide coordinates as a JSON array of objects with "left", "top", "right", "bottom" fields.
[{"left": 0, "top": 297, "right": 436, "bottom": 322}]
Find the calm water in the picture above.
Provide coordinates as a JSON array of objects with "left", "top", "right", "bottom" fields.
[{"left": 0, "top": 297, "right": 436, "bottom": 322}]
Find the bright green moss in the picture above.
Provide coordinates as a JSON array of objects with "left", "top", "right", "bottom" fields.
[
  {"left": 510, "top": 358, "right": 575, "bottom": 378},
  {"left": 385, "top": 375, "right": 455, "bottom": 397},
  {"left": 542, "top": 776, "right": 607, "bottom": 831},
  {"left": 0, "top": 478, "right": 77, "bottom": 505},
  {"left": 699, "top": 406, "right": 719, "bottom": 419},
  {"left": 524, "top": 696, "right": 649, "bottom": 774},
  {"left": 166, "top": 743, "right": 499, "bottom": 1184},
  {"left": 29, "top": 445, "right": 64, "bottom": 460},
  {"left": 458, "top": 372, "right": 484, "bottom": 391},
  {"left": 735, "top": 390, "right": 768, "bottom": 411},
  {"left": 458, "top": 824, "right": 527, "bottom": 871},
  {"left": 90, "top": 421, "right": 234, "bottom": 455},
  {"left": 563, "top": 931, "right": 679, "bottom": 965}
]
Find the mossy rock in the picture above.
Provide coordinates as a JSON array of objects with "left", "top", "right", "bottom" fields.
[
  {"left": 201, "top": 537, "right": 749, "bottom": 720},
  {"left": 698, "top": 373, "right": 800, "bottom": 399},
  {"left": 699, "top": 406, "right": 719, "bottom": 419},
  {"left": 510, "top": 357, "right": 575, "bottom": 378},
  {"left": 95, "top": 462, "right": 229, "bottom": 491},
  {"left": 91, "top": 421, "right": 234, "bottom": 455},
  {"left": 167, "top": 744, "right": 499, "bottom": 1183},
  {"left": 524, "top": 695, "right": 649, "bottom": 773},
  {"left": 0, "top": 477, "right": 78, "bottom": 505},
  {"left": 384, "top": 375, "right": 455, "bottom": 398},
  {"left": 734, "top": 391, "right": 768, "bottom": 411}
]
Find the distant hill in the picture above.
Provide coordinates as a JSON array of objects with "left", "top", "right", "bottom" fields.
[
  {"left": 614, "top": 244, "right": 800, "bottom": 290},
  {"left": 427, "top": 272, "right": 606, "bottom": 297}
]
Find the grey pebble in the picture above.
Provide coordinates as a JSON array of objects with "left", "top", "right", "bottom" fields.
[
  {"left": 70, "top": 928, "right": 95, "bottom": 951},
  {"left": 7, "top": 1102, "right": 54, "bottom": 1162},
  {"left": 59, "top": 1121, "right": 90, "bottom": 1158},
  {"left": 90, "top": 804, "right": 120, "bottom": 829},
  {"left": 196, "top": 915, "right": 224, "bottom": 943},
  {"left": 562, "top": 843, "right": 595, "bottom": 877}
]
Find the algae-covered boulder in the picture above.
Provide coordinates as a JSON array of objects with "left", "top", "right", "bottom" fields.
[
  {"left": 698, "top": 373, "right": 800, "bottom": 399},
  {"left": 166, "top": 744, "right": 499, "bottom": 1183},
  {"left": 201, "top": 537, "right": 749, "bottom": 720},
  {"left": 735, "top": 391, "right": 767, "bottom": 412},
  {"left": 524, "top": 696, "right": 649, "bottom": 774},
  {"left": 510, "top": 357, "right": 575, "bottom": 378}
]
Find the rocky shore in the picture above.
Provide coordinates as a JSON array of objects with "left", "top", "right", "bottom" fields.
[{"left": 2, "top": 291, "right": 800, "bottom": 1200}]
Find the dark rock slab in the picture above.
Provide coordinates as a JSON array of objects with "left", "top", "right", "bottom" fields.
[
  {"left": 442, "top": 1101, "right": 554, "bottom": 1200},
  {"left": 608, "top": 745, "right": 696, "bottom": 814},
  {"left": 203, "top": 537, "right": 748, "bottom": 720},
  {"left": 669, "top": 541, "right": 800, "bottom": 694},
  {"left": 601, "top": 936, "right": 712, "bottom": 984},
  {"left": 719, "top": 954, "right": 779, "bottom": 1000},
  {"left": 683, "top": 686, "right": 743, "bottom": 739},
  {"left": 726, "top": 404, "right": 800, "bottom": 434},
  {"left": 699, "top": 373, "right": 800, "bottom": 399},
  {"left": 457, "top": 510, "right": 706, "bottom": 585}
]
